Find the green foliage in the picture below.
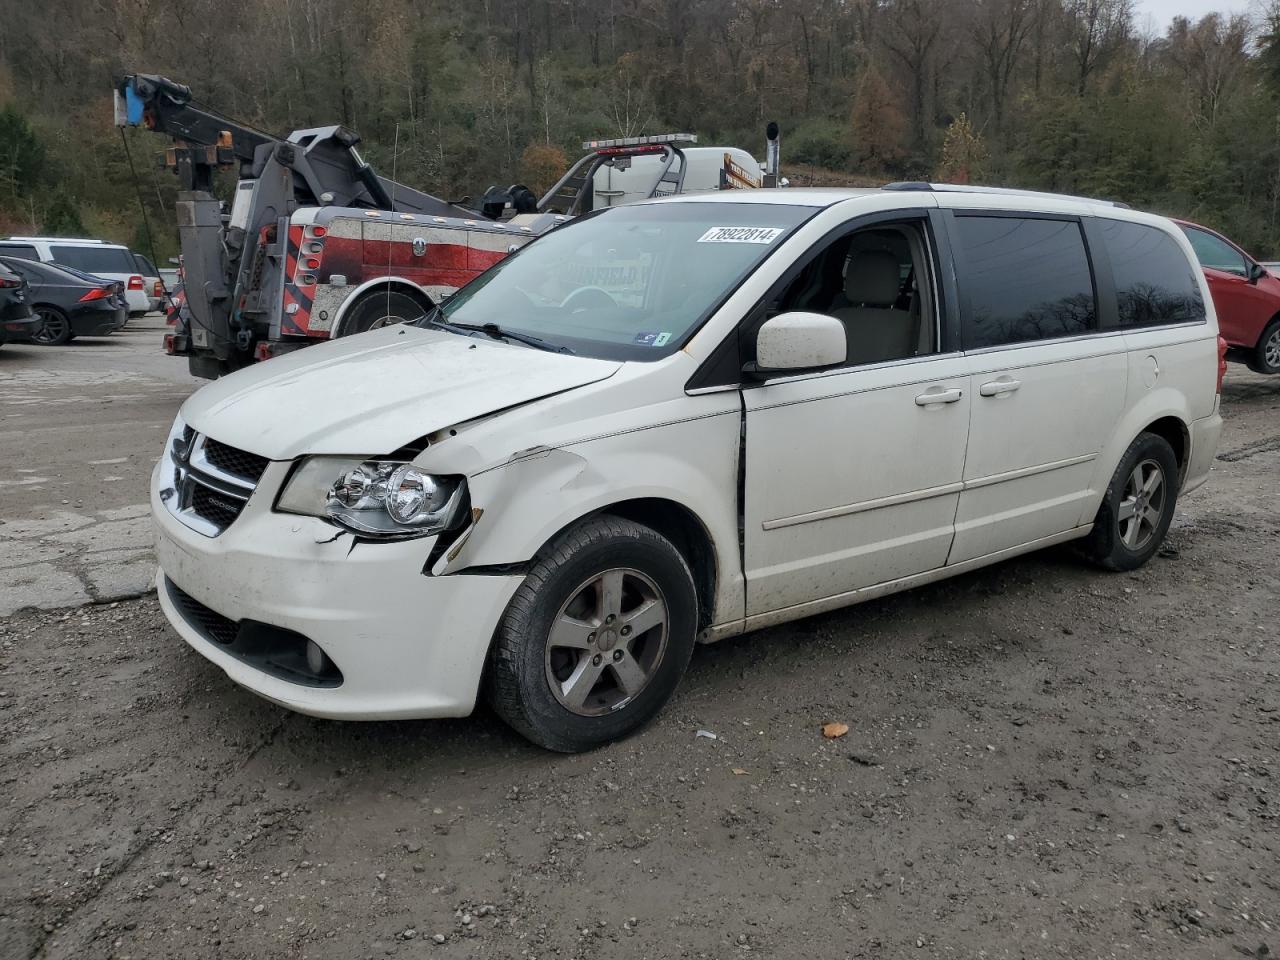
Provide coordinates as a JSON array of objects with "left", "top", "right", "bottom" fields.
[
  {"left": 0, "top": 105, "right": 45, "bottom": 201},
  {"left": 5, "top": 0, "right": 1280, "bottom": 257},
  {"left": 935, "top": 114, "right": 987, "bottom": 184},
  {"left": 42, "top": 192, "right": 85, "bottom": 235},
  {"left": 788, "top": 121, "right": 852, "bottom": 170}
]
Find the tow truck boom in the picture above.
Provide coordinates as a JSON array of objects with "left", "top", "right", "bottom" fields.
[
  {"left": 116, "top": 73, "right": 469, "bottom": 217},
  {"left": 115, "top": 73, "right": 490, "bottom": 378}
]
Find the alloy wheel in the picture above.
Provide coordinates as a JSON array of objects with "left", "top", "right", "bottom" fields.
[
  {"left": 544, "top": 568, "right": 669, "bottom": 717},
  {"left": 1117, "top": 458, "right": 1166, "bottom": 551},
  {"left": 32, "top": 308, "right": 68, "bottom": 345},
  {"left": 1265, "top": 327, "right": 1280, "bottom": 370}
]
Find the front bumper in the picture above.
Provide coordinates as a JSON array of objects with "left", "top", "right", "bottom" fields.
[{"left": 152, "top": 461, "right": 523, "bottom": 720}]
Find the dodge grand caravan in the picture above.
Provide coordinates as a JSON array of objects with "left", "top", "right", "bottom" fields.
[{"left": 152, "top": 185, "right": 1224, "bottom": 752}]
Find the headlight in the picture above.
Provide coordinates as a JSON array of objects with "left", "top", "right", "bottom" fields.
[{"left": 277, "top": 457, "right": 467, "bottom": 539}]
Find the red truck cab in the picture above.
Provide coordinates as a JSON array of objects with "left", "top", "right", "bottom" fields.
[{"left": 1176, "top": 219, "right": 1280, "bottom": 374}]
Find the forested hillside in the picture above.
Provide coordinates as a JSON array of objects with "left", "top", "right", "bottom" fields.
[{"left": 4, "top": 0, "right": 1280, "bottom": 259}]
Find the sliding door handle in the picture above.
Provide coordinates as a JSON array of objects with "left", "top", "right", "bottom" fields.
[
  {"left": 979, "top": 378, "right": 1022, "bottom": 397},
  {"left": 915, "top": 387, "right": 964, "bottom": 406}
]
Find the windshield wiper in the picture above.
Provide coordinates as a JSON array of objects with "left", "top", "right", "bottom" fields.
[{"left": 448, "top": 320, "right": 575, "bottom": 355}]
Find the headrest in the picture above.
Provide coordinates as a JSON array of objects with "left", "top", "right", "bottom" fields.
[{"left": 844, "top": 250, "right": 901, "bottom": 307}]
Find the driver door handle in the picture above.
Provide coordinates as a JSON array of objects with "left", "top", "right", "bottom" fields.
[
  {"left": 979, "top": 378, "right": 1022, "bottom": 397},
  {"left": 915, "top": 387, "right": 964, "bottom": 406}
]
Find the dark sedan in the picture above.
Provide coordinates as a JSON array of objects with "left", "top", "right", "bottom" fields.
[
  {"left": 0, "top": 261, "right": 39, "bottom": 347},
  {"left": 0, "top": 256, "right": 127, "bottom": 345}
]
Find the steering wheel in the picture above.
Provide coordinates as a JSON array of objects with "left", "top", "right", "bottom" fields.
[{"left": 561, "top": 286, "right": 618, "bottom": 314}]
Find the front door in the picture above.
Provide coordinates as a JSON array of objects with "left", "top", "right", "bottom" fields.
[{"left": 741, "top": 216, "right": 970, "bottom": 618}]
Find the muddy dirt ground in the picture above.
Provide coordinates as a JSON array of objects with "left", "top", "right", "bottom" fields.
[{"left": 2, "top": 370, "right": 1278, "bottom": 960}]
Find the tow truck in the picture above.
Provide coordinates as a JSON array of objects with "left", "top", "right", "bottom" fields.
[{"left": 116, "top": 74, "right": 782, "bottom": 379}]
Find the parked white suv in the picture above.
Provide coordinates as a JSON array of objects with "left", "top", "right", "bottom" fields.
[
  {"left": 0, "top": 237, "right": 150, "bottom": 316},
  {"left": 152, "top": 186, "right": 1224, "bottom": 751}
]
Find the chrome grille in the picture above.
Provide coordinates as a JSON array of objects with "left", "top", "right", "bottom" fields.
[{"left": 160, "top": 431, "right": 267, "bottom": 537}]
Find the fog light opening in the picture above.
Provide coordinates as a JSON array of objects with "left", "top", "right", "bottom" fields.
[{"left": 306, "top": 639, "right": 334, "bottom": 676}]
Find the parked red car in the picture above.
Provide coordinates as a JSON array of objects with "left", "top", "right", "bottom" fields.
[{"left": 1176, "top": 219, "right": 1280, "bottom": 374}]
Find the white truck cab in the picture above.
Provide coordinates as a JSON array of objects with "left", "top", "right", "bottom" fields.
[{"left": 153, "top": 185, "right": 1224, "bottom": 751}]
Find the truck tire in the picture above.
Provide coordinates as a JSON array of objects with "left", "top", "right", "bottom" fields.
[
  {"left": 338, "top": 289, "right": 429, "bottom": 337},
  {"left": 487, "top": 516, "right": 698, "bottom": 752},
  {"left": 1081, "top": 432, "right": 1180, "bottom": 572},
  {"left": 1247, "top": 317, "right": 1280, "bottom": 375}
]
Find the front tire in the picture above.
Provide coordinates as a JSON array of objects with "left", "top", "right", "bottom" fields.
[
  {"left": 338, "top": 289, "right": 429, "bottom": 337},
  {"left": 487, "top": 516, "right": 698, "bottom": 752},
  {"left": 1248, "top": 317, "right": 1280, "bottom": 375},
  {"left": 32, "top": 306, "right": 71, "bottom": 345},
  {"left": 1081, "top": 432, "right": 1180, "bottom": 571}
]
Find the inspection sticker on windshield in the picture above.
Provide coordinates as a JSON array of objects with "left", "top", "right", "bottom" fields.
[
  {"left": 634, "top": 331, "right": 672, "bottom": 347},
  {"left": 697, "top": 226, "right": 784, "bottom": 244}
]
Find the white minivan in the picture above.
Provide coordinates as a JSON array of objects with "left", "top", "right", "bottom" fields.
[
  {"left": 152, "top": 186, "right": 1224, "bottom": 751},
  {"left": 0, "top": 237, "right": 150, "bottom": 316}
]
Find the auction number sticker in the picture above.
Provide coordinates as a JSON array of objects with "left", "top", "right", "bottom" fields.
[{"left": 697, "top": 226, "right": 784, "bottom": 244}]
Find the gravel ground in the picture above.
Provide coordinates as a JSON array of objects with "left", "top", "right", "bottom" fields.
[
  {"left": 0, "top": 317, "right": 200, "bottom": 615},
  {"left": 1, "top": 372, "right": 1278, "bottom": 960}
]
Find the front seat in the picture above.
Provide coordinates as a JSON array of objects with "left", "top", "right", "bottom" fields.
[{"left": 831, "top": 250, "right": 915, "bottom": 364}]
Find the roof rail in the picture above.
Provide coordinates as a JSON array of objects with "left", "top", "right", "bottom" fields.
[{"left": 882, "top": 182, "right": 1129, "bottom": 209}]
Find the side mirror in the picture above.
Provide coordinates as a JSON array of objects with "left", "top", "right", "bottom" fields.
[
  {"left": 752, "top": 311, "right": 847, "bottom": 375},
  {"left": 1248, "top": 261, "right": 1267, "bottom": 284}
]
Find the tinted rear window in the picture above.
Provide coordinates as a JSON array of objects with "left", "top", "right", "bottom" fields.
[
  {"left": 134, "top": 253, "right": 158, "bottom": 276},
  {"left": 1099, "top": 220, "right": 1205, "bottom": 327},
  {"left": 0, "top": 244, "right": 39, "bottom": 260},
  {"left": 50, "top": 245, "right": 137, "bottom": 274},
  {"left": 954, "top": 216, "right": 1097, "bottom": 350}
]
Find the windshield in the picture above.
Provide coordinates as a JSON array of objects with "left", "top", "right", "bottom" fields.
[
  {"left": 50, "top": 245, "right": 137, "bottom": 275},
  {"left": 439, "top": 202, "right": 812, "bottom": 360}
]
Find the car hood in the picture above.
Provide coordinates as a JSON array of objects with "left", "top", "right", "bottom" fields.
[{"left": 181, "top": 325, "right": 621, "bottom": 460}]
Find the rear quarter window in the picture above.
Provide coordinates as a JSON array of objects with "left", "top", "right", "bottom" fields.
[
  {"left": 0, "top": 244, "right": 39, "bottom": 261},
  {"left": 953, "top": 215, "right": 1097, "bottom": 350},
  {"left": 50, "top": 245, "right": 137, "bottom": 274},
  {"left": 1098, "top": 220, "right": 1205, "bottom": 327}
]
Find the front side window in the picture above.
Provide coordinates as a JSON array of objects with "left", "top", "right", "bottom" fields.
[
  {"left": 439, "top": 203, "right": 812, "bottom": 360},
  {"left": 1181, "top": 226, "right": 1248, "bottom": 277},
  {"left": 764, "top": 220, "right": 937, "bottom": 366},
  {"left": 954, "top": 216, "right": 1097, "bottom": 350},
  {"left": 50, "top": 245, "right": 138, "bottom": 275},
  {"left": 1099, "top": 220, "right": 1205, "bottom": 327}
]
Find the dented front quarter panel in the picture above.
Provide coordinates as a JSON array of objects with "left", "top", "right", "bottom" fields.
[{"left": 416, "top": 359, "right": 746, "bottom": 631}]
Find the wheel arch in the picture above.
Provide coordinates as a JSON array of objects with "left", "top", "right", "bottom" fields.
[
  {"left": 1256, "top": 311, "right": 1280, "bottom": 350},
  {"left": 331, "top": 278, "right": 435, "bottom": 337},
  {"left": 460, "top": 493, "right": 722, "bottom": 635},
  {"left": 1141, "top": 415, "right": 1191, "bottom": 484},
  {"left": 593, "top": 498, "right": 718, "bottom": 633}
]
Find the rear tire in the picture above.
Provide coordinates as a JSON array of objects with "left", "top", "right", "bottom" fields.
[
  {"left": 1081, "top": 432, "right": 1180, "bottom": 572},
  {"left": 1247, "top": 317, "right": 1280, "bottom": 375},
  {"left": 32, "top": 306, "right": 70, "bottom": 345},
  {"left": 338, "top": 289, "right": 429, "bottom": 337},
  {"left": 487, "top": 516, "right": 698, "bottom": 752}
]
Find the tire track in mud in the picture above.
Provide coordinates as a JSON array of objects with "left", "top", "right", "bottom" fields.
[{"left": 17, "top": 713, "right": 294, "bottom": 960}]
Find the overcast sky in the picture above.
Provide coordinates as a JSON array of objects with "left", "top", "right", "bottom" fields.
[{"left": 1134, "top": 0, "right": 1255, "bottom": 31}]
